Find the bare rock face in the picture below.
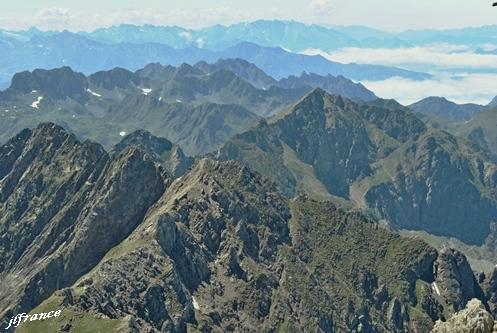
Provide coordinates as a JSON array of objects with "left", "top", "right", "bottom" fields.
[
  {"left": 112, "top": 129, "right": 193, "bottom": 178},
  {"left": 0, "top": 124, "right": 165, "bottom": 328},
  {"left": 3, "top": 124, "right": 497, "bottom": 333},
  {"left": 431, "top": 299, "right": 497, "bottom": 333},
  {"left": 433, "top": 248, "right": 483, "bottom": 315}
]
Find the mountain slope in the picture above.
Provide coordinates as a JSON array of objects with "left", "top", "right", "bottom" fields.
[
  {"left": 0, "top": 124, "right": 166, "bottom": 329},
  {"left": 112, "top": 130, "right": 194, "bottom": 177},
  {"left": 217, "top": 89, "right": 497, "bottom": 245},
  {"left": 455, "top": 107, "right": 497, "bottom": 159}
]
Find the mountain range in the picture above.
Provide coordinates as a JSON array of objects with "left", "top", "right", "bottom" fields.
[
  {"left": 408, "top": 97, "right": 487, "bottom": 123},
  {"left": 0, "top": 60, "right": 376, "bottom": 155},
  {"left": 216, "top": 89, "right": 497, "bottom": 246},
  {"left": 2, "top": 32, "right": 497, "bottom": 330},
  {"left": 2, "top": 122, "right": 497, "bottom": 333},
  {"left": 5, "top": 20, "right": 497, "bottom": 52},
  {"left": 0, "top": 26, "right": 433, "bottom": 89}
]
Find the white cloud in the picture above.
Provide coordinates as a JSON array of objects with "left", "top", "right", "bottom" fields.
[
  {"left": 33, "top": 7, "right": 78, "bottom": 31},
  {"left": 363, "top": 74, "right": 497, "bottom": 105},
  {"left": 0, "top": 6, "right": 268, "bottom": 31},
  {"left": 196, "top": 37, "right": 205, "bottom": 48},
  {"left": 310, "top": 0, "right": 334, "bottom": 13},
  {"left": 303, "top": 45, "right": 497, "bottom": 70},
  {"left": 179, "top": 31, "right": 193, "bottom": 42},
  {"left": 310, "top": 0, "right": 346, "bottom": 16}
]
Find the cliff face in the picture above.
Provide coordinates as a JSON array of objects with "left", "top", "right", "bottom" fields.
[{"left": 0, "top": 123, "right": 166, "bottom": 329}]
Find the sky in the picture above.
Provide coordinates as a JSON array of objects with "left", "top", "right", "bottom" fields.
[{"left": 0, "top": 0, "right": 495, "bottom": 31}]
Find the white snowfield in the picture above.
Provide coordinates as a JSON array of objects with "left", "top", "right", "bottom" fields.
[
  {"left": 432, "top": 282, "right": 441, "bottom": 296},
  {"left": 30, "top": 96, "right": 43, "bottom": 109},
  {"left": 141, "top": 88, "right": 152, "bottom": 95},
  {"left": 192, "top": 296, "right": 200, "bottom": 310},
  {"left": 86, "top": 88, "right": 102, "bottom": 97}
]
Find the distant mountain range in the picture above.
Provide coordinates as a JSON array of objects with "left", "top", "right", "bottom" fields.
[
  {"left": 5, "top": 20, "right": 496, "bottom": 52},
  {"left": 0, "top": 25, "right": 433, "bottom": 88},
  {"left": 405, "top": 96, "right": 497, "bottom": 160},
  {"left": 0, "top": 60, "right": 376, "bottom": 155}
]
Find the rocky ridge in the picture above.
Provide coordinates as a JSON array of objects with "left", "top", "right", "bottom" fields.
[{"left": 0, "top": 124, "right": 496, "bottom": 332}]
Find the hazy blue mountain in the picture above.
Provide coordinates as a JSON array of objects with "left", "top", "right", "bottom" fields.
[
  {"left": 409, "top": 96, "right": 485, "bottom": 122},
  {"left": 83, "top": 20, "right": 355, "bottom": 51},
  {"left": 278, "top": 71, "right": 377, "bottom": 101},
  {"left": 489, "top": 96, "right": 497, "bottom": 108},
  {"left": 221, "top": 42, "right": 430, "bottom": 80},
  {"left": 78, "top": 21, "right": 497, "bottom": 52},
  {"left": 0, "top": 31, "right": 430, "bottom": 84},
  {"left": 398, "top": 25, "right": 497, "bottom": 46},
  {"left": 82, "top": 23, "right": 189, "bottom": 46},
  {"left": 193, "top": 58, "right": 277, "bottom": 89}
]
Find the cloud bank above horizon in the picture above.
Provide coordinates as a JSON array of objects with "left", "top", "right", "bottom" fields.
[
  {"left": 0, "top": 1, "right": 495, "bottom": 31},
  {"left": 363, "top": 74, "right": 497, "bottom": 106},
  {"left": 303, "top": 44, "right": 497, "bottom": 105}
]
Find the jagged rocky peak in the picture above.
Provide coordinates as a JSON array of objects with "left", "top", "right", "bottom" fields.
[
  {"left": 136, "top": 62, "right": 176, "bottom": 82},
  {"left": 431, "top": 299, "right": 497, "bottom": 333},
  {"left": 7, "top": 66, "right": 89, "bottom": 102},
  {"left": 88, "top": 67, "right": 140, "bottom": 90},
  {"left": 112, "top": 129, "right": 193, "bottom": 177},
  {"left": 433, "top": 248, "right": 486, "bottom": 316},
  {"left": 194, "top": 58, "right": 277, "bottom": 89},
  {"left": 0, "top": 123, "right": 167, "bottom": 328},
  {"left": 40, "top": 158, "right": 291, "bottom": 332},
  {"left": 278, "top": 71, "right": 378, "bottom": 102},
  {"left": 173, "top": 62, "right": 204, "bottom": 77}
]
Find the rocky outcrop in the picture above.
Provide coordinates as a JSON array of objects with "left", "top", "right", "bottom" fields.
[
  {"left": 112, "top": 129, "right": 193, "bottom": 177},
  {"left": 0, "top": 123, "right": 165, "bottom": 329},
  {"left": 433, "top": 249, "right": 484, "bottom": 314},
  {"left": 365, "top": 131, "right": 497, "bottom": 245},
  {"left": 431, "top": 299, "right": 497, "bottom": 333}
]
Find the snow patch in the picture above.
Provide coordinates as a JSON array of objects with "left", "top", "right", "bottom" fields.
[
  {"left": 30, "top": 96, "right": 43, "bottom": 109},
  {"left": 86, "top": 88, "right": 102, "bottom": 97},
  {"left": 119, "top": 131, "right": 127, "bottom": 137},
  {"left": 192, "top": 296, "right": 200, "bottom": 310},
  {"left": 432, "top": 282, "right": 441, "bottom": 296},
  {"left": 176, "top": 99, "right": 183, "bottom": 103},
  {"left": 141, "top": 88, "right": 152, "bottom": 96}
]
